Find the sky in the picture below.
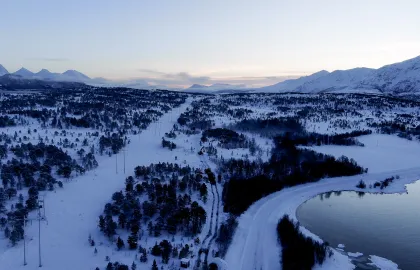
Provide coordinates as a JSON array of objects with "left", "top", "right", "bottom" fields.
[{"left": 1, "top": 0, "right": 420, "bottom": 88}]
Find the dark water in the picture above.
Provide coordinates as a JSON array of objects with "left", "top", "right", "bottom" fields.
[{"left": 296, "top": 180, "right": 420, "bottom": 270}]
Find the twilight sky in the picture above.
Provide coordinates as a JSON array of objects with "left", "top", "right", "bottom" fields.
[{"left": 1, "top": 0, "right": 419, "bottom": 87}]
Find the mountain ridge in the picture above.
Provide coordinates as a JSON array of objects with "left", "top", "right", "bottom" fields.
[{"left": 255, "top": 55, "right": 420, "bottom": 95}]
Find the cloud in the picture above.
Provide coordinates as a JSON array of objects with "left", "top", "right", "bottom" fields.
[
  {"left": 133, "top": 68, "right": 303, "bottom": 88},
  {"left": 137, "top": 69, "right": 211, "bottom": 84},
  {"left": 27, "top": 57, "right": 69, "bottom": 62}
]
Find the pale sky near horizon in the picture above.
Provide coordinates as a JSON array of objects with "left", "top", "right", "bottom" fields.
[{"left": 1, "top": 0, "right": 419, "bottom": 87}]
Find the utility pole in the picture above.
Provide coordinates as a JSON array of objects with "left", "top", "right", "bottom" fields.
[
  {"left": 122, "top": 149, "right": 126, "bottom": 174},
  {"left": 24, "top": 218, "right": 27, "bottom": 266},
  {"left": 38, "top": 208, "right": 41, "bottom": 267},
  {"left": 37, "top": 195, "right": 47, "bottom": 268},
  {"left": 115, "top": 154, "right": 118, "bottom": 174}
]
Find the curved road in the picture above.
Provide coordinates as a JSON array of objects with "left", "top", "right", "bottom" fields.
[{"left": 225, "top": 167, "right": 420, "bottom": 270}]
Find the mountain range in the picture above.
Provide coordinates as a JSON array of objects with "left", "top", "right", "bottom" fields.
[
  {"left": 0, "top": 66, "right": 99, "bottom": 84},
  {"left": 0, "top": 74, "right": 86, "bottom": 90},
  {"left": 256, "top": 55, "right": 420, "bottom": 95},
  {"left": 1, "top": 55, "right": 420, "bottom": 94}
]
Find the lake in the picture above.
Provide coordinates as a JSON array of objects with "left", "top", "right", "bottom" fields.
[{"left": 296, "top": 180, "right": 420, "bottom": 270}]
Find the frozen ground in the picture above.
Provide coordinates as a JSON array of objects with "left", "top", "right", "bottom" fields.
[
  {"left": 0, "top": 98, "right": 210, "bottom": 269},
  {"left": 306, "top": 134, "right": 420, "bottom": 173},
  {"left": 225, "top": 134, "right": 420, "bottom": 270}
]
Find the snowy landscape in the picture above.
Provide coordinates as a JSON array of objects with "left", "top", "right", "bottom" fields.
[
  {"left": 3, "top": 0, "right": 420, "bottom": 268},
  {"left": 0, "top": 58, "right": 420, "bottom": 270}
]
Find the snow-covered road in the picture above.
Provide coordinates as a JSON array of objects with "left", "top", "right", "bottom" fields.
[
  {"left": 0, "top": 99, "right": 201, "bottom": 270},
  {"left": 225, "top": 166, "right": 420, "bottom": 270}
]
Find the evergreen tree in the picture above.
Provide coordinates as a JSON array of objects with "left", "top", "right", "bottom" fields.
[
  {"left": 98, "top": 215, "right": 105, "bottom": 231},
  {"left": 106, "top": 262, "right": 114, "bottom": 270},
  {"left": 160, "top": 240, "right": 172, "bottom": 264},
  {"left": 140, "top": 252, "right": 148, "bottom": 263},
  {"left": 151, "top": 242, "right": 162, "bottom": 256},
  {"left": 4, "top": 227, "right": 10, "bottom": 238},
  {"left": 127, "top": 234, "right": 137, "bottom": 250},
  {"left": 151, "top": 260, "right": 158, "bottom": 270},
  {"left": 131, "top": 261, "right": 137, "bottom": 270},
  {"left": 116, "top": 236, "right": 124, "bottom": 250},
  {"left": 118, "top": 213, "right": 126, "bottom": 229}
]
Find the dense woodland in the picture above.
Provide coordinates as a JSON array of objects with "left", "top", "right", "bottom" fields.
[
  {"left": 220, "top": 132, "right": 365, "bottom": 215},
  {"left": 98, "top": 163, "right": 208, "bottom": 266},
  {"left": 277, "top": 215, "right": 329, "bottom": 270}
]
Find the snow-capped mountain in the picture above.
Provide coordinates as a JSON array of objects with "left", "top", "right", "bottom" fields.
[
  {"left": 1, "top": 66, "right": 92, "bottom": 83},
  {"left": 34, "top": 69, "right": 61, "bottom": 80},
  {"left": 257, "top": 70, "right": 329, "bottom": 93},
  {"left": 13, "top": 67, "right": 34, "bottom": 78},
  {"left": 257, "top": 55, "right": 420, "bottom": 95},
  {"left": 294, "top": 68, "right": 374, "bottom": 93},
  {"left": 188, "top": 84, "right": 208, "bottom": 89},
  {"left": 61, "top": 70, "right": 91, "bottom": 82},
  {"left": 357, "top": 55, "right": 420, "bottom": 94},
  {"left": 0, "top": 64, "right": 8, "bottom": 76}
]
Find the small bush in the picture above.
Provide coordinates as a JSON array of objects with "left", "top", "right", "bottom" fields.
[{"left": 356, "top": 180, "right": 366, "bottom": 189}]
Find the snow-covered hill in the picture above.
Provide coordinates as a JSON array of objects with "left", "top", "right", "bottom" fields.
[
  {"left": 357, "top": 55, "right": 420, "bottom": 94},
  {"left": 256, "top": 55, "right": 420, "bottom": 95},
  {"left": 61, "top": 69, "right": 91, "bottom": 82},
  {"left": 257, "top": 70, "right": 329, "bottom": 93},
  {"left": 33, "top": 69, "right": 61, "bottom": 80},
  {"left": 13, "top": 67, "right": 34, "bottom": 78},
  {"left": 294, "top": 68, "right": 374, "bottom": 93}
]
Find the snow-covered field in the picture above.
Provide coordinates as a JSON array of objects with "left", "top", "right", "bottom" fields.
[
  {"left": 306, "top": 134, "right": 420, "bottom": 173},
  {"left": 225, "top": 133, "right": 420, "bottom": 270},
  {"left": 1, "top": 91, "right": 419, "bottom": 270},
  {"left": 0, "top": 99, "right": 210, "bottom": 269}
]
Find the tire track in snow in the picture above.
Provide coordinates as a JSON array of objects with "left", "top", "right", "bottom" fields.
[{"left": 203, "top": 182, "right": 220, "bottom": 268}]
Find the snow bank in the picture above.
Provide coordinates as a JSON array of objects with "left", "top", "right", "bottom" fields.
[
  {"left": 347, "top": 252, "right": 363, "bottom": 258},
  {"left": 368, "top": 255, "right": 400, "bottom": 270}
]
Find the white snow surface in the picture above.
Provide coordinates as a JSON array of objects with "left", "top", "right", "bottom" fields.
[
  {"left": 225, "top": 134, "right": 420, "bottom": 270},
  {"left": 368, "top": 255, "right": 400, "bottom": 270},
  {"left": 305, "top": 134, "right": 420, "bottom": 173},
  {"left": 347, "top": 252, "right": 363, "bottom": 258},
  {"left": 0, "top": 99, "right": 206, "bottom": 269}
]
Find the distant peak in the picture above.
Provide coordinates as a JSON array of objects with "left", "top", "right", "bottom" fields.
[
  {"left": 188, "top": 84, "right": 207, "bottom": 89},
  {"left": 312, "top": 70, "right": 329, "bottom": 76},
  {"left": 62, "top": 70, "right": 90, "bottom": 80},
  {"left": 0, "top": 64, "right": 8, "bottom": 75},
  {"left": 13, "top": 67, "right": 34, "bottom": 77}
]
